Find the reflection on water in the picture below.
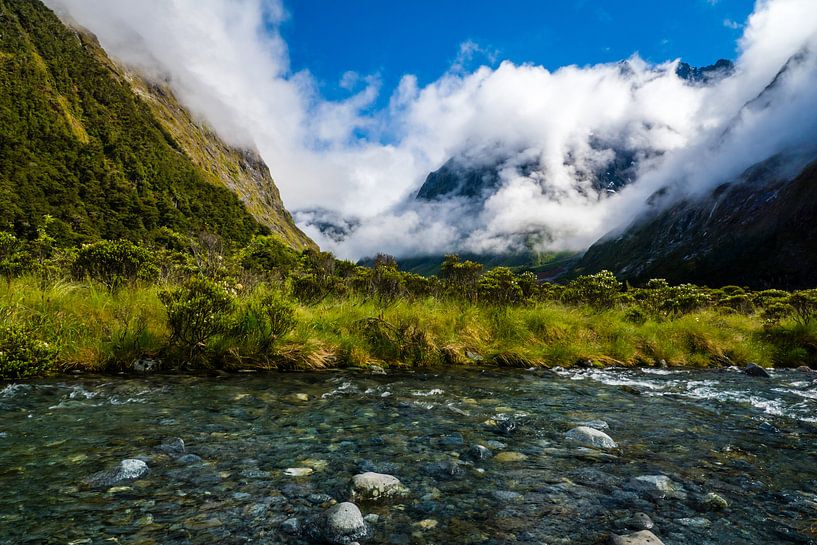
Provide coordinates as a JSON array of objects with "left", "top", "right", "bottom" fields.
[{"left": 1, "top": 367, "right": 816, "bottom": 544}]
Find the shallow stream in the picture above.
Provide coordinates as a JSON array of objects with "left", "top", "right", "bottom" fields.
[{"left": 2, "top": 367, "right": 817, "bottom": 544}]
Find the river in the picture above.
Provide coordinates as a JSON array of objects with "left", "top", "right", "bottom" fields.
[{"left": 1, "top": 367, "right": 816, "bottom": 544}]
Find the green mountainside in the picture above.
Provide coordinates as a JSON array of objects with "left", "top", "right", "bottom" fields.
[{"left": 0, "top": 0, "right": 314, "bottom": 249}]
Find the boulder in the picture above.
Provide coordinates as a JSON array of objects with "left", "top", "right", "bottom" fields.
[
  {"left": 351, "top": 472, "right": 409, "bottom": 501},
  {"left": 565, "top": 426, "right": 618, "bottom": 449},
  {"left": 84, "top": 459, "right": 149, "bottom": 488},
  {"left": 609, "top": 530, "right": 665, "bottom": 545},
  {"left": 306, "top": 502, "right": 371, "bottom": 544},
  {"left": 797, "top": 365, "right": 814, "bottom": 373},
  {"left": 744, "top": 363, "right": 771, "bottom": 378}
]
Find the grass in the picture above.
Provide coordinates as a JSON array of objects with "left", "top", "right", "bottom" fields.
[{"left": 2, "top": 275, "right": 811, "bottom": 379}]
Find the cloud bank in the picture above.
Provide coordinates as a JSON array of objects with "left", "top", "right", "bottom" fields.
[{"left": 45, "top": 0, "right": 817, "bottom": 259}]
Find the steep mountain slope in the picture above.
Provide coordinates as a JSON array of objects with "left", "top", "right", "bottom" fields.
[
  {"left": 0, "top": 0, "right": 313, "bottom": 249},
  {"left": 575, "top": 155, "right": 817, "bottom": 289}
]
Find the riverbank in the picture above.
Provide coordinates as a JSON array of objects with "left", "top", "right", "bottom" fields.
[{"left": 2, "top": 274, "right": 815, "bottom": 380}]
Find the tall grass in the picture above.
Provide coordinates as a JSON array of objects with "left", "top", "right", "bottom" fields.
[{"left": 0, "top": 276, "right": 810, "bottom": 378}]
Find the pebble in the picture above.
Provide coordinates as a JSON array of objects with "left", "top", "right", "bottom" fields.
[
  {"left": 493, "top": 451, "right": 528, "bottom": 463},
  {"left": 285, "top": 467, "right": 314, "bottom": 477},
  {"left": 413, "top": 519, "right": 438, "bottom": 530}
]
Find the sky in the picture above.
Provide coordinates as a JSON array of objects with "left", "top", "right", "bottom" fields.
[
  {"left": 283, "top": 0, "right": 755, "bottom": 107},
  {"left": 44, "top": 0, "right": 817, "bottom": 259}
]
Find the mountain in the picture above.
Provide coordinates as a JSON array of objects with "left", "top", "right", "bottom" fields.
[
  {"left": 0, "top": 0, "right": 313, "bottom": 249},
  {"left": 575, "top": 154, "right": 817, "bottom": 289},
  {"left": 675, "top": 59, "right": 734, "bottom": 84}
]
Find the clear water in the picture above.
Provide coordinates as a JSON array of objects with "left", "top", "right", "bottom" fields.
[{"left": 1, "top": 367, "right": 817, "bottom": 545}]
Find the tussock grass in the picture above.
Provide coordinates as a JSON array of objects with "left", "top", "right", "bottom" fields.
[{"left": 0, "top": 276, "right": 808, "bottom": 378}]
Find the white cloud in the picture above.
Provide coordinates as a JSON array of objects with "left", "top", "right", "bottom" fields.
[{"left": 45, "top": 0, "right": 817, "bottom": 260}]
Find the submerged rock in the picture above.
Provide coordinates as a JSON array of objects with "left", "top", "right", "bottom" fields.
[
  {"left": 155, "top": 437, "right": 185, "bottom": 456},
  {"left": 84, "top": 459, "right": 149, "bottom": 488},
  {"left": 565, "top": 426, "right": 618, "bottom": 449},
  {"left": 744, "top": 363, "right": 771, "bottom": 378},
  {"left": 351, "top": 472, "right": 409, "bottom": 501},
  {"left": 463, "top": 444, "right": 493, "bottom": 461},
  {"left": 306, "top": 502, "right": 371, "bottom": 544},
  {"left": 609, "top": 530, "right": 665, "bottom": 545}
]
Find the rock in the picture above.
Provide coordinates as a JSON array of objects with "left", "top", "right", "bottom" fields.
[
  {"left": 577, "top": 419, "right": 609, "bottom": 430},
  {"left": 281, "top": 517, "right": 301, "bottom": 535},
  {"left": 175, "top": 454, "right": 203, "bottom": 465},
  {"left": 368, "top": 365, "right": 387, "bottom": 375},
  {"left": 465, "top": 350, "right": 484, "bottom": 362},
  {"left": 495, "top": 417, "right": 518, "bottom": 435},
  {"left": 413, "top": 519, "right": 438, "bottom": 530},
  {"left": 285, "top": 467, "right": 314, "bottom": 477},
  {"left": 677, "top": 517, "right": 711, "bottom": 528},
  {"left": 438, "top": 433, "right": 465, "bottom": 447},
  {"left": 84, "top": 459, "right": 149, "bottom": 488},
  {"left": 493, "top": 451, "right": 528, "bottom": 463},
  {"left": 363, "top": 513, "right": 379, "bottom": 524},
  {"left": 490, "top": 490, "right": 523, "bottom": 502},
  {"left": 624, "top": 475, "right": 685, "bottom": 499},
  {"left": 620, "top": 385, "right": 642, "bottom": 395},
  {"left": 797, "top": 365, "right": 813, "bottom": 372},
  {"left": 132, "top": 358, "right": 161, "bottom": 373},
  {"left": 306, "top": 502, "right": 371, "bottom": 544},
  {"left": 424, "top": 460, "right": 465, "bottom": 480},
  {"left": 565, "top": 426, "right": 618, "bottom": 449},
  {"left": 463, "top": 444, "right": 493, "bottom": 461},
  {"left": 291, "top": 393, "right": 310, "bottom": 402},
  {"left": 744, "top": 363, "right": 771, "bottom": 378},
  {"left": 614, "top": 512, "right": 654, "bottom": 532},
  {"left": 609, "top": 530, "right": 665, "bottom": 545},
  {"left": 155, "top": 437, "right": 185, "bottom": 456},
  {"left": 351, "top": 472, "right": 409, "bottom": 501},
  {"left": 700, "top": 492, "right": 728, "bottom": 510}
]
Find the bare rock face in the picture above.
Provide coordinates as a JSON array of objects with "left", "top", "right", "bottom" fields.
[
  {"left": 351, "top": 472, "right": 410, "bottom": 501},
  {"left": 609, "top": 530, "right": 666, "bottom": 545}
]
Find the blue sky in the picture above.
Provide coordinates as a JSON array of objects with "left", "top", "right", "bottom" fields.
[{"left": 282, "top": 0, "right": 755, "bottom": 105}]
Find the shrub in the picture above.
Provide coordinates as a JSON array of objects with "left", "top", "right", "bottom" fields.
[
  {"left": 0, "top": 325, "right": 58, "bottom": 380},
  {"left": 563, "top": 270, "right": 622, "bottom": 309},
  {"left": 73, "top": 239, "right": 159, "bottom": 289},
  {"left": 234, "top": 293, "right": 296, "bottom": 355},
  {"left": 478, "top": 267, "right": 523, "bottom": 306},
  {"left": 624, "top": 307, "right": 648, "bottom": 325},
  {"left": 239, "top": 235, "right": 299, "bottom": 274},
  {"left": 788, "top": 291, "right": 817, "bottom": 326},
  {"left": 159, "top": 276, "right": 234, "bottom": 358},
  {"left": 0, "top": 232, "right": 32, "bottom": 282}
]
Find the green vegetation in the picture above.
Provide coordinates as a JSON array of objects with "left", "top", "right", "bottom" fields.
[
  {"left": 1, "top": 226, "right": 816, "bottom": 380},
  {"left": 0, "top": 0, "right": 268, "bottom": 246}
]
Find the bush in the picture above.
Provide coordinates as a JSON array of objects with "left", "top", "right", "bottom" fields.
[
  {"left": 788, "top": 291, "right": 817, "bottom": 326},
  {"left": 563, "top": 270, "right": 622, "bottom": 309},
  {"left": 234, "top": 293, "right": 296, "bottom": 355},
  {"left": 73, "top": 239, "right": 159, "bottom": 289},
  {"left": 0, "top": 325, "right": 58, "bottom": 380},
  {"left": 239, "top": 235, "right": 299, "bottom": 274},
  {"left": 0, "top": 232, "right": 33, "bottom": 282},
  {"left": 159, "top": 276, "right": 234, "bottom": 358},
  {"left": 478, "top": 267, "right": 524, "bottom": 306}
]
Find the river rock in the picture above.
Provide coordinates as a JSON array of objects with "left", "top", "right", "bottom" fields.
[
  {"left": 306, "top": 502, "right": 371, "bottom": 544},
  {"left": 565, "top": 426, "right": 618, "bottom": 449},
  {"left": 286, "top": 467, "right": 314, "bottom": 477},
  {"left": 797, "top": 365, "right": 813, "bottom": 372},
  {"left": 84, "top": 459, "right": 149, "bottom": 488},
  {"left": 424, "top": 460, "right": 465, "bottom": 481},
  {"left": 131, "top": 358, "right": 161, "bottom": 373},
  {"left": 351, "top": 472, "right": 409, "bottom": 501},
  {"left": 493, "top": 451, "right": 528, "bottom": 463},
  {"left": 624, "top": 475, "right": 685, "bottom": 499},
  {"left": 614, "top": 512, "right": 655, "bottom": 532},
  {"left": 155, "top": 437, "right": 186, "bottom": 456},
  {"left": 496, "top": 417, "right": 519, "bottom": 435},
  {"left": 463, "top": 444, "right": 493, "bottom": 461},
  {"left": 281, "top": 517, "right": 301, "bottom": 535},
  {"left": 609, "top": 530, "right": 665, "bottom": 545},
  {"left": 700, "top": 492, "right": 728, "bottom": 510},
  {"left": 744, "top": 363, "right": 771, "bottom": 378},
  {"left": 577, "top": 419, "right": 609, "bottom": 430},
  {"left": 368, "top": 365, "right": 387, "bottom": 375}
]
